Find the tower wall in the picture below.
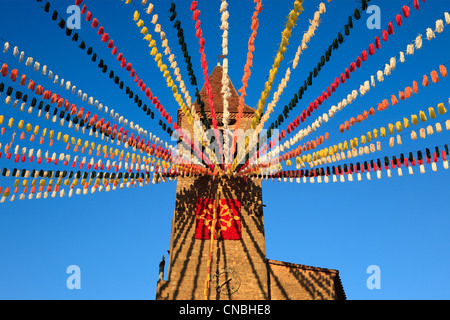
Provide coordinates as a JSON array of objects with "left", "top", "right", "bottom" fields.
[
  {"left": 155, "top": 65, "right": 345, "bottom": 300},
  {"left": 164, "top": 175, "right": 267, "bottom": 300}
]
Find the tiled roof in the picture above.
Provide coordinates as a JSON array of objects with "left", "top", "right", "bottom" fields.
[{"left": 193, "top": 64, "right": 256, "bottom": 117}]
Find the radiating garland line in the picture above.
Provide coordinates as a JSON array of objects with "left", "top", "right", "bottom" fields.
[
  {"left": 131, "top": 1, "right": 210, "bottom": 158},
  {"left": 339, "top": 66, "right": 448, "bottom": 133},
  {"left": 231, "top": 0, "right": 304, "bottom": 172},
  {"left": 38, "top": 0, "right": 186, "bottom": 146},
  {"left": 78, "top": 0, "right": 191, "bottom": 126},
  {"left": 219, "top": 0, "right": 232, "bottom": 167},
  {"left": 0, "top": 168, "right": 174, "bottom": 203},
  {"left": 263, "top": 0, "right": 371, "bottom": 133},
  {"left": 250, "top": 0, "right": 304, "bottom": 130},
  {"left": 247, "top": 3, "right": 327, "bottom": 167},
  {"left": 0, "top": 133, "right": 175, "bottom": 183},
  {"left": 255, "top": 2, "right": 326, "bottom": 134},
  {"left": 261, "top": 63, "right": 449, "bottom": 170},
  {"left": 1, "top": 41, "right": 154, "bottom": 141},
  {"left": 272, "top": 1, "right": 426, "bottom": 139},
  {"left": 230, "top": 0, "right": 263, "bottom": 157},
  {"left": 190, "top": 1, "right": 224, "bottom": 168},
  {"left": 242, "top": 114, "right": 449, "bottom": 178},
  {"left": 0, "top": 111, "right": 173, "bottom": 175},
  {"left": 254, "top": 13, "right": 450, "bottom": 169},
  {"left": 123, "top": 1, "right": 200, "bottom": 125},
  {"left": 0, "top": 61, "right": 174, "bottom": 157},
  {"left": 294, "top": 110, "right": 449, "bottom": 171},
  {"left": 168, "top": 3, "right": 212, "bottom": 131},
  {"left": 249, "top": 143, "right": 450, "bottom": 184}
]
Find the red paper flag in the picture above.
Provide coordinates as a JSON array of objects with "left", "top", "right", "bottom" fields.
[{"left": 195, "top": 198, "right": 241, "bottom": 240}]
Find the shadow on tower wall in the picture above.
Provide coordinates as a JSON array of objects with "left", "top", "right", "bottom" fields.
[{"left": 157, "top": 175, "right": 345, "bottom": 300}]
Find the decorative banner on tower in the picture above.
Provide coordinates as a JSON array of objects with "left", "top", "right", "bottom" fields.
[{"left": 195, "top": 198, "right": 241, "bottom": 240}]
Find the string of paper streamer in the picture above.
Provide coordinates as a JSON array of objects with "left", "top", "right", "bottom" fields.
[
  {"left": 0, "top": 56, "right": 173, "bottom": 160},
  {"left": 255, "top": 2, "right": 326, "bottom": 133},
  {"left": 169, "top": 3, "right": 211, "bottom": 131},
  {"left": 66, "top": 0, "right": 216, "bottom": 169},
  {"left": 0, "top": 82, "right": 177, "bottom": 173},
  {"left": 234, "top": 0, "right": 373, "bottom": 172},
  {"left": 0, "top": 63, "right": 176, "bottom": 163},
  {"left": 280, "top": 102, "right": 449, "bottom": 172},
  {"left": 339, "top": 66, "right": 448, "bottom": 132},
  {"left": 264, "top": 0, "right": 372, "bottom": 133},
  {"left": 245, "top": 143, "right": 450, "bottom": 184},
  {"left": 0, "top": 40, "right": 155, "bottom": 142},
  {"left": 230, "top": 0, "right": 263, "bottom": 157},
  {"left": 126, "top": 1, "right": 212, "bottom": 159},
  {"left": 250, "top": 0, "right": 304, "bottom": 130},
  {"left": 270, "top": 0, "right": 423, "bottom": 144},
  {"left": 251, "top": 11, "right": 450, "bottom": 170},
  {"left": 77, "top": 0, "right": 190, "bottom": 127},
  {"left": 0, "top": 168, "right": 171, "bottom": 203},
  {"left": 125, "top": 2, "right": 199, "bottom": 125},
  {"left": 40, "top": 0, "right": 180, "bottom": 142},
  {"left": 266, "top": 62, "right": 449, "bottom": 170},
  {"left": 190, "top": 1, "right": 224, "bottom": 167},
  {"left": 231, "top": 0, "right": 305, "bottom": 172},
  {"left": 245, "top": 2, "right": 327, "bottom": 167},
  {"left": 220, "top": 0, "right": 231, "bottom": 166}
]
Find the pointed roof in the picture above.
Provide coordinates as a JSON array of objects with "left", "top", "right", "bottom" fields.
[{"left": 193, "top": 64, "right": 256, "bottom": 119}]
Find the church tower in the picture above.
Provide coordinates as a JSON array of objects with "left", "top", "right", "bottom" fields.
[{"left": 156, "top": 65, "right": 346, "bottom": 300}]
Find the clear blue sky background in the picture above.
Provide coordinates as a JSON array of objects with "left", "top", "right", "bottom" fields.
[{"left": 0, "top": 0, "right": 449, "bottom": 300}]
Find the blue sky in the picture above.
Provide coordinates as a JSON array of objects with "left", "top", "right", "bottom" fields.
[{"left": 0, "top": 0, "right": 450, "bottom": 300}]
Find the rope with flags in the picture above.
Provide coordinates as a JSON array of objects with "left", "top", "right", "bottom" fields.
[{"left": 0, "top": 0, "right": 447, "bottom": 207}]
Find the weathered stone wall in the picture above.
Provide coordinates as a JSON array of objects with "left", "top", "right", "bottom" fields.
[
  {"left": 267, "top": 260, "right": 345, "bottom": 300},
  {"left": 164, "top": 174, "right": 268, "bottom": 300}
]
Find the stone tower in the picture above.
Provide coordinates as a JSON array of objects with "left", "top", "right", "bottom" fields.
[{"left": 156, "top": 65, "right": 346, "bottom": 300}]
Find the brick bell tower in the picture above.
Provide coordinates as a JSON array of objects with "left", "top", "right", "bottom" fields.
[{"left": 156, "top": 65, "right": 346, "bottom": 300}]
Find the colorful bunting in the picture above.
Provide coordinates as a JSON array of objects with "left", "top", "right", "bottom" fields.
[{"left": 1, "top": 0, "right": 448, "bottom": 207}]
